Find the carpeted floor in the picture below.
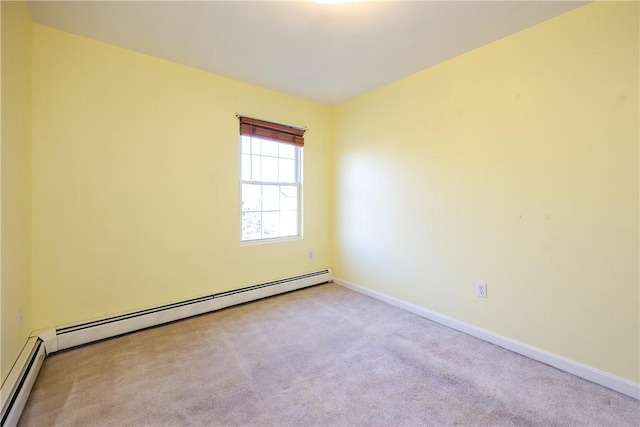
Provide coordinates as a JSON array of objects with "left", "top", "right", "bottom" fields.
[{"left": 18, "top": 283, "right": 640, "bottom": 426}]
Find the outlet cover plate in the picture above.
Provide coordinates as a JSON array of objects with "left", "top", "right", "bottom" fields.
[{"left": 477, "top": 283, "right": 487, "bottom": 298}]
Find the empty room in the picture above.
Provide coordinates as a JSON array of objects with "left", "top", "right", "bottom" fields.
[{"left": 1, "top": 0, "right": 639, "bottom": 425}]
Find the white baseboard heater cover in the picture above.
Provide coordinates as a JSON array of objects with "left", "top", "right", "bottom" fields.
[
  {"left": 1, "top": 337, "right": 47, "bottom": 427},
  {"left": 50, "top": 268, "right": 333, "bottom": 352}
]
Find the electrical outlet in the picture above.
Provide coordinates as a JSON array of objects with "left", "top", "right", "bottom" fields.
[
  {"left": 476, "top": 283, "right": 487, "bottom": 298},
  {"left": 18, "top": 308, "right": 23, "bottom": 327},
  {"left": 308, "top": 250, "right": 314, "bottom": 259}
]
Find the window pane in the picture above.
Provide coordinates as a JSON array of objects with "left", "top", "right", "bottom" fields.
[
  {"left": 251, "top": 155, "right": 261, "bottom": 181},
  {"left": 241, "top": 136, "right": 252, "bottom": 154},
  {"left": 241, "top": 154, "right": 252, "bottom": 181},
  {"left": 280, "top": 211, "right": 297, "bottom": 237},
  {"left": 251, "top": 139, "right": 261, "bottom": 156},
  {"left": 279, "top": 144, "right": 295, "bottom": 159},
  {"left": 261, "top": 139, "right": 279, "bottom": 157},
  {"left": 242, "top": 212, "right": 261, "bottom": 241},
  {"left": 262, "top": 212, "right": 279, "bottom": 238},
  {"left": 280, "top": 186, "right": 297, "bottom": 211},
  {"left": 261, "top": 156, "right": 278, "bottom": 182},
  {"left": 279, "top": 158, "right": 295, "bottom": 182},
  {"left": 262, "top": 185, "right": 280, "bottom": 211},
  {"left": 241, "top": 184, "right": 261, "bottom": 212}
]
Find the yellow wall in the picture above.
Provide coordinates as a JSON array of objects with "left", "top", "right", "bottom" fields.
[
  {"left": 1, "top": 0, "right": 32, "bottom": 383},
  {"left": 31, "top": 25, "right": 332, "bottom": 329},
  {"left": 332, "top": 2, "right": 639, "bottom": 382},
  {"left": 4, "top": 0, "right": 638, "bottom": 388}
]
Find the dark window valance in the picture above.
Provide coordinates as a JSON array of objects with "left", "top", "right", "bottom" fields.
[{"left": 238, "top": 116, "right": 305, "bottom": 147}]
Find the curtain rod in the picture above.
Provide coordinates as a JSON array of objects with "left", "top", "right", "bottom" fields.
[{"left": 235, "top": 113, "right": 308, "bottom": 132}]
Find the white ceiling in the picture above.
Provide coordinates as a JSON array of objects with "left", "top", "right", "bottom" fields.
[{"left": 27, "top": 1, "right": 588, "bottom": 105}]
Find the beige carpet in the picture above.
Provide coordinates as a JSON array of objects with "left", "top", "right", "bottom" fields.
[{"left": 19, "top": 283, "right": 640, "bottom": 426}]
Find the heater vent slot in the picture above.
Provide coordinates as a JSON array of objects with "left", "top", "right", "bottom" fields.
[
  {"left": 214, "top": 269, "right": 330, "bottom": 298},
  {"left": 56, "top": 295, "right": 215, "bottom": 335}
]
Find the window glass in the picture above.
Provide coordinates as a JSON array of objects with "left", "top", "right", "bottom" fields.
[{"left": 240, "top": 136, "right": 301, "bottom": 242}]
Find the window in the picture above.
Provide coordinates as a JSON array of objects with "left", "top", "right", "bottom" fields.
[{"left": 238, "top": 116, "right": 305, "bottom": 242}]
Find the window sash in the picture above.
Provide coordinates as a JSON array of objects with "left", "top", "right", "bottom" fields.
[
  {"left": 239, "top": 134, "right": 302, "bottom": 242},
  {"left": 240, "top": 182, "right": 301, "bottom": 241}
]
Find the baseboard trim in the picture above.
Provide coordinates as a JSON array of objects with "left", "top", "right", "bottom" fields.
[
  {"left": 334, "top": 277, "right": 640, "bottom": 400},
  {"left": 0, "top": 337, "right": 47, "bottom": 427}
]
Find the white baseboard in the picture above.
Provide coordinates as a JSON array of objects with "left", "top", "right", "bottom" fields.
[{"left": 334, "top": 277, "right": 640, "bottom": 400}]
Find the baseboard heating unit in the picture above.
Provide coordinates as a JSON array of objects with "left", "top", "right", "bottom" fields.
[
  {"left": 0, "top": 268, "right": 333, "bottom": 426},
  {"left": 1, "top": 337, "right": 46, "bottom": 427}
]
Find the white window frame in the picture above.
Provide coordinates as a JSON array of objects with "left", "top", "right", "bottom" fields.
[{"left": 239, "top": 135, "right": 302, "bottom": 243}]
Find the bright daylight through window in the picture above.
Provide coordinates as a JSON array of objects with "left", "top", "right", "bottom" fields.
[{"left": 238, "top": 116, "right": 305, "bottom": 242}]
